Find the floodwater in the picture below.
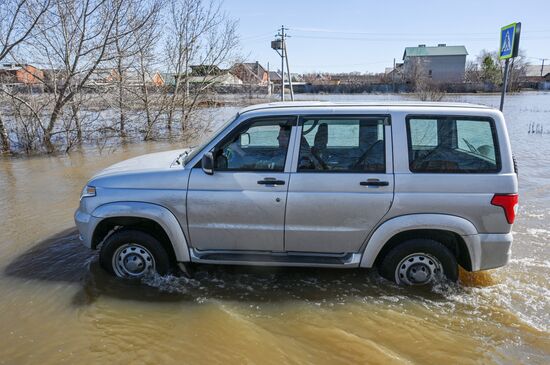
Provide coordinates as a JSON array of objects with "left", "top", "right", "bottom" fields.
[{"left": 0, "top": 93, "right": 549, "bottom": 364}]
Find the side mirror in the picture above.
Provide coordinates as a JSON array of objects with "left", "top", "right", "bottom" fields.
[
  {"left": 240, "top": 132, "right": 250, "bottom": 146},
  {"left": 202, "top": 152, "right": 214, "bottom": 175}
]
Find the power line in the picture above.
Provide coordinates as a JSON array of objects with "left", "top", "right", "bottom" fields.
[
  {"left": 291, "top": 34, "right": 550, "bottom": 42},
  {"left": 291, "top": 27, "right": 550, "bottom": 36},
  {"left": 292, "top": 60, "right": 388, "bottom": 67}
]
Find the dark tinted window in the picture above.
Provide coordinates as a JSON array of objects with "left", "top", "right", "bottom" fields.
[
  {"left": 298, "top": 117, "right": 386, "bottom": 172},
  {"left": 407, "top": 116, "right": 500, "bottom": 173},
  {"left": 213, "top": 119, "right": 292, "bottom": 171}
]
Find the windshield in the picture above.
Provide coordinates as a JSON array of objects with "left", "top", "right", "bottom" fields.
[{"left": 183, "top": 113, "right": 239, "bottom": 165}]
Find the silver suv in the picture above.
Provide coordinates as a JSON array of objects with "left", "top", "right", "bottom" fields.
[{"left": 75, "top": 102, "right": 519, "bottom": 286}]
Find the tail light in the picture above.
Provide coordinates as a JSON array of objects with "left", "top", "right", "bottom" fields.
[{"left": 491, "top": 194, "right": 519, "bottom": 224}]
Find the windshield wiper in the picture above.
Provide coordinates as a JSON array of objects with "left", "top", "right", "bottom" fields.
[
  {"left": 176, "top": 146, "right": 197, "bottom": 166},
  {"left": 174, "top": 151, "right": 188, "bottom": 165},
  {"left": 462, "top": 138, "right": 479, "bottom": 154}
]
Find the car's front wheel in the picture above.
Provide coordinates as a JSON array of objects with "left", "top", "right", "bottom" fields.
[
  {"left": 99, "top": 229, "right": 171, "bottom": 279},
  {"left": 378, "top": 239, "right": 458, "bottom": 285}
]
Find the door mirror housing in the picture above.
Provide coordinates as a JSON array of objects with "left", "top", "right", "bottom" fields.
[
  {"left": 240, "top": 132, "right": 250, "bottom": 146},
  {"left": 202, "top": 152, "right": 214, "bottom": 175}
]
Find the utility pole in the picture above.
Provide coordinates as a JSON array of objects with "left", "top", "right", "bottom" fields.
[
  {"left": 267, "top": 61, "right": 271, "bottom": 97},
  {"left": 392, "top": 58, "right": 396, "bottom": 93},
  {"left": 271, "top": 25, "right": 294, "bottom": 101},
  {"left": 541, "top": 58, "right": 547, "bottom": 77},
  {"left": 279, "top": 25, "right": 286, "bottom": 101}
]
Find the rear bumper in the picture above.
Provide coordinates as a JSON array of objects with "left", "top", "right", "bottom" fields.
[{"left": 469, "top": 232, "right": 513, "bottom": 271}]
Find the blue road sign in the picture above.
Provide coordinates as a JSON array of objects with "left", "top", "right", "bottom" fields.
[{"left": 499, "top": 23, "right": 517, "bottom": 60}]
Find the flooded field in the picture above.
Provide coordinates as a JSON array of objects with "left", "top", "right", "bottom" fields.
[{"left": 0, "top": 93, "right": 549, "bottom": 364}]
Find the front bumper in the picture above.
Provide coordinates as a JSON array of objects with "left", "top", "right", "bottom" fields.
[
  {"left": 74, "top": 208, "right": 95, "bottom": 248},
  {"left": 470, "top": 232, "right": 513, "bottom": 271}
]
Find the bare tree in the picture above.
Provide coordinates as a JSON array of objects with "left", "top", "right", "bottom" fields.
[
  {"left": 0, "top": 0, "right": 50, "bottom": 60},
  {"left": 164, "top": 0, "right": 239, "bottom": 132},
  {"left": 405, "top": 58, "right": 445, "bottom": 101},
  {"left": 505, "top": 52, "right": 528, "bottom": 92},
  {"left": 127, "top": 0, "right": 167, "bottom": 141},
  {"left": 0, "top": 0, "right": 49, "bottom": 153},
  {"left": 464, "top": 60, "right": 480, "bottom": 83},
  {"left": 475, "top": 49, "right": 528, "bottom": 91},
  {"left": 0, "top": 97, "right": 10, "bottom": 154},
  {"left": 28, "top": 0, "right": 157, "bottom": 152},
  {"left": 109, "top": 0, "right": 161, "bottom": 137},
  {"left": 0, "top": 0, "right": 241, "bottom": 155},
  {"left": 405, "top": 57, "right": 428, "bottom": 90}
]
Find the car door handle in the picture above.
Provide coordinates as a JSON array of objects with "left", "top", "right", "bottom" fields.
[
  {"left": 257, "top": 178, "right": 286, "bottom": 185},
  {"left": 360, "top": 180, "right": 389, "bottom": 187}
]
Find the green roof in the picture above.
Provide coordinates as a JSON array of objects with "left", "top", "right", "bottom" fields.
[{"left": 403, "top": 45, "right": 468, "bottom": 59}]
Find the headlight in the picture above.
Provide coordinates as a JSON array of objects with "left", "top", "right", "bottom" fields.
[{"left": 80, "top": 185, "right": 96, "bottom": 200}]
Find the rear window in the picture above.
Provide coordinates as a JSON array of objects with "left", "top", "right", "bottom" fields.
[{"left": 406, "top": 116, "right": 500, "bottom": 173}]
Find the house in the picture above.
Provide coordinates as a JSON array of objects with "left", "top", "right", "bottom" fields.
[
  {"left": 523, "top": 65, "right": 550, "bottom": 82},
  {"left": 88, "top": 68, "right": 119, "bottom": 86},
  {"left": 303, "top": 73, "right": 340, "bottom": 86},
  {"left": 269, "top": 71, "right": 282, "bottom": 84},
  {"left": 150, "top": 71, "right": 165, "bottom": 86},
  {"left": 164, "top": 69, "right": 242, "bottom": 87},
  {"left": 190, "top": 65, "right": 223, "bottom": 76},
  {"left": 403, "top": 44, "right": 468, "bottom": 82},
  {"left": 231, "top": 62, "right": 268, "bottom": 85},
  {"left": 187, "top": 73, "right": 243, "bottom": 86},
  {"left": 385, "top": 63, "right": 404, "bottom": 82},
  {"left": 0, "top": 63, "right": 44, "bottom": 85},
  {"left": 290, "top": 73, "right": 304, "bottom": 83},
  {"left": 124, "top": 70, "right": 166, "bottom": 87}
]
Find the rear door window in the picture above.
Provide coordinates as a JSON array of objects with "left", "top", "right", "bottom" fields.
[
  {"left": 406, "top": 116, "right": 500, "bottom": 173},
  {"left": 298, "top": 116, "right": 387, "bottom": 172}
]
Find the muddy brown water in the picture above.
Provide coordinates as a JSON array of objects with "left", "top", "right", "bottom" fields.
[{"left": 1, "top": 94, "right": 549, "bottom": 364}]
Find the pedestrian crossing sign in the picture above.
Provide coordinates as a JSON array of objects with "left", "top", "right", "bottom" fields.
[{"left": 499, "top": 23, "right": 520, "bottom": 60}]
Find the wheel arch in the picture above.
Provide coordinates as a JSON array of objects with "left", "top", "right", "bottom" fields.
[
  {"left": 360, "top": 214, "right": 479, "bottom": 271},
  {"left": 90, "top": 202, "right": 190, "bottom": 262}
]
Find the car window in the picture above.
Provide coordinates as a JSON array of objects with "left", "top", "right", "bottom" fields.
[
  {"left": 213, "top": 119, "right": 293, "bottom": 171},
  {"left": 407, "top": 116, "right": 500, "bottom": 173},
  {"left": 409, "top": 118, "right": 438, "bottom": 147},
  {"left": 298, "top": 117, "right": 386, "bottom": 173}
]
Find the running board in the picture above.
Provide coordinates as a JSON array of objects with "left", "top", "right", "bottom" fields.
[{"left": 189, "top": 249, "right": 362, "bottom": 268}]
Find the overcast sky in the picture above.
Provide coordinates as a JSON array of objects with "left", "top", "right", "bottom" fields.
[{"left": 224, "top": 0, "right": 550, "bottom": 73}]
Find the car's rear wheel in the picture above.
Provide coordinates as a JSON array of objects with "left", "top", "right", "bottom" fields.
[
  {"left": 378, "top": 239, "right": 458, "bottom": 285},
  {"left": 99, "top": 229, "right": 171, "bottom": 279}
]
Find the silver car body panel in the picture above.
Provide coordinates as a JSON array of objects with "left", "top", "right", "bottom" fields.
[
  {"left": 187, "top": 170, "right": 290, "bottom": 251},
  {"left": 91, "top": 202, "right": 190, "bottom": 262},
  {"left": 74, "top": 102, "right": 518, "bottom": 272},
  {"left": 359, "top": 213, "right": 491, "bottom": 270},
  {"left": 283, "top": 122, "right": 394, "bottom": 253},
  {"left": 189, "top": 249, "right": 362, "bottom": 267}
]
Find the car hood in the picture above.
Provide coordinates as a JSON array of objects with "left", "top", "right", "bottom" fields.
[{"left": 93, "top": 148, "right": 190, "bottom": 178}]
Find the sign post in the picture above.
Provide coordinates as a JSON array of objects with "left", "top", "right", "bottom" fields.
[{"left": 499, "top": 22, "right": 521, "bottom": 111}]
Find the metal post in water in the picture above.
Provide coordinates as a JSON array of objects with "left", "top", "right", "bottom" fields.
[{"left": 500, "top": 59, "right": 510, "bottom": 111}]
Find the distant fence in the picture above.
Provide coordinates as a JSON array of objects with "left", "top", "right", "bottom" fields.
[
  {"left": 2, "top": 81, "right": 549, "bottom": 95},
  {"left": 291, "top": 83, "right": 411, "bottom": 94}
]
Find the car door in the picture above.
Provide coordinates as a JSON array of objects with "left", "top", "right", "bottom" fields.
[
  {"left": 284, "top": 115, "right": 394, "bottom": 253},
  {"left": 187, "top": 116, "right": 296, "bottom": 251}
]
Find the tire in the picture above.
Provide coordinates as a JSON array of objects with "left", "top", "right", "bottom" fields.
[
  {"left": 378, "top": 239, "right": 458, "bottom": 285},
  {"left": 99, "top": 229, "right": 171, "bottom": 279}
]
